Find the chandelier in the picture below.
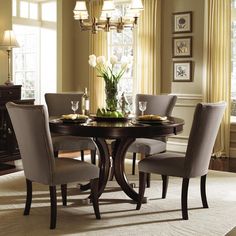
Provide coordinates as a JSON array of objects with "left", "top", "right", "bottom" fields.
[{"left": 73, "top": 0, "right": 144, "bottom": 34}]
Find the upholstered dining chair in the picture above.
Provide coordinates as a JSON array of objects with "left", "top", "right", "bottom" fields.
[
  {"left": 125, "top": 94, "right": 177, "bottom": 187},
  {"left": 136, "top": 102, "right": 226, "bottom": 220},
  {"left": 6, "top": 102, "right": 101, "bottom": 229},
  {"left": 45, "top": 93, "right": 96, "bottom": 164}
]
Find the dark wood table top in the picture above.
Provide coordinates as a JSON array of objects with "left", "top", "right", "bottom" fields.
[
  {"left": 49, "top": 116, "right": 184, "bottom": 139},
  {"left": 49, "top": 116, "right": 184, "bottom": 202}
]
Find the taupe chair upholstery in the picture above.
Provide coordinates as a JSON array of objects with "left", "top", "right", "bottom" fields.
[
  {"left": 45, "top": 93, "right": 96, "bottom": 164},
  {"left": 127, "top": 94, "right": 177, "bottom": 187},
  {"left": 6, "top": 102, "right": 101, "bottom": 229},
  {"left": 137, "top": 102, "right": 226, "bottom": 220},
  {"left": 110, "top": 94, "right": 177, "bottom": 184}
]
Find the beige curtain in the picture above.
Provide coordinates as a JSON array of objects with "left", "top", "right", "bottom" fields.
[
  {"left": 88, "top": 0, "right": 107, "bottom": 113},
  {"left": 135, "top": 0, "right": 161, "bottom": 95},
  {"left": 203, "top": 0, "right": 231, "bottom": 157}
]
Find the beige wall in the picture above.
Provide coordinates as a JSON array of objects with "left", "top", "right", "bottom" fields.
[
  {"left": 0, "top": 0, "right": 12, "bottom": 85},
  {"left": 58, "top": 0, "right": 89, "bottom": 93},
  {"left": 161, "top": 0, "right": 205, "bottom": 152},
  {"left": 57, "top": 0, "right": 76, "bottom": 92},
  {"left": 74, "top": 25, "right": 90, "bottom": 92},
  {"left": 161, "top": 0, "right": 204, "bottom": 94}
]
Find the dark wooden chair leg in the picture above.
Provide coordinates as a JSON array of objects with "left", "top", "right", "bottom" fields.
[
  {"left": 81, "top": 150, "right": 84, "bottom": 162},
  {"left": 24, "top": 179, "right": 32, "bottom": 215},
  {"left": 54, "top": 151, "right": 59, "bottom": 157},
  {"left": 91, "top": 149, "right": 96, "bottom": 165},
  {"left": 136, "top": 171, "right": 147, "bottom": 210},
  {"left": 61, "top": 184, "right": 67, "bottom": 206},
  {"left": 49, "top": 186, "right": 57, "bottom": 229},
  {"left": 132, "top": 153, "right": 137, "bottom": 175},
  {"left": 162, "top": 175, "right": 169, "bottom": 199},
  {"left": 146, "top": 173, "right": 151, "bottom": 188},
  {"left": 181, "top": 178, "right": 189, "bottom": 220},
  {"left": 90, "top": 178, "right": 101, "bottom": 219},
  {"left": 200, "top": 174, "right": 209, "bottom": 208}
]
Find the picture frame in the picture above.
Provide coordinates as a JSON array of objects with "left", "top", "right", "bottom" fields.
[
  {"left": 173, "top": 11, "right": 192, "bottom": 33},
  {"left": 173, "top": 61, "right": 192, "bottom": 82},
  {"left": 172, "top": 36, "right": 192, "bottom": 58}
]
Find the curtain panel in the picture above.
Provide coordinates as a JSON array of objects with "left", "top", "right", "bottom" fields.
[
  {"left": 88, "top": 0, "right": 107, "bottom": 113},
  {"left": 135, "top": 0, "right": 161, "bottom": 95},
  {"left": 203, "top": 0, "right": 231, "bottom": 157}
]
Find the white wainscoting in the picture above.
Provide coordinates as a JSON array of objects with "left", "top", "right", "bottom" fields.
[{"left": 167, "top": 93, "right": 203, "bottom": 153}]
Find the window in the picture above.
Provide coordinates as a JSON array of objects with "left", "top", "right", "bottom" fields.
[
  {"left": 231, "top": 0, "right": 236, "bottom": 118},
  {"left": 12, "top": 0, "right": 57, "bottom": 104},
  {"left": 108, "top": 2, "right": 136, "bottom": 109}
]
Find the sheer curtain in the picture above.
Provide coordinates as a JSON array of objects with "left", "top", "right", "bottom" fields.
[
  {"left": 88, "top": 0, "right": 107, "bottom": 113},
  {"left": 135, "top": 0, "right": 161, "bottom": 95},
  {"left": 203, "top": 0, "right": 231, "bottom": 157}
]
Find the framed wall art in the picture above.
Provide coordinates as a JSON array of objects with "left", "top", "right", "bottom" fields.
[
  {"left": 173, "top": 11, "right": 192, "bottom": 33},
  {"left": 173, "top": 61, "right": 192, "bottom": 82},
  {"left": 172, "top": 36, "right": 192, "bottom": 58}
]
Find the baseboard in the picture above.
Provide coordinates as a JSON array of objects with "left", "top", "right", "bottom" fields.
[{"left": 167, "top": 141, "right": 187, "bottom": 153}]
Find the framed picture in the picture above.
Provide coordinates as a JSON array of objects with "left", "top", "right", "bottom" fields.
[
  {"left": 173, "top": 61, "right": 192, "bottom": 82},
  {"left": 173, "top": 11, "right": 192, "bottom": 33},
  {"left": 172, "top": 36, "right": 192, "bottom": 58}
]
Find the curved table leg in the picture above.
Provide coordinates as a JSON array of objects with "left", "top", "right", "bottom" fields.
[
  {"left": 80, "top": 138, "right": 110, "bottom": 196},
  {"left": 113, "top": 137, "right": 139, "bottom": 202},
  {"left": 92, "top": 137, "right": 111, "bottom": 198}
]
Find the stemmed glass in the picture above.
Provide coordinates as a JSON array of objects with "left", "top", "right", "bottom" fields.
[
  {"left": 71, "top": 101, "right": 79, "bottom": 114},
  {"left": 139, "top": 101, "right": 147, "bottom": 116}
]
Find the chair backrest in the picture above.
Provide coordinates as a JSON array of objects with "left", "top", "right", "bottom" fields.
[
  {"left": 6, "top": 102, "right": 55, "bottom": 185},
  {"left": 184, "top": 102, "right": 226, "bottom": 178},
  {"left": 45, "top": 93, "right": 83, "bottom": 116},
  {"left": 135, "top": 94, "right": 177, "bottom": 116}
]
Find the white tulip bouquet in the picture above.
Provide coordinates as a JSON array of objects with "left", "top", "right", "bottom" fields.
[
  {"left": 88, "top": 54, "right": 128, "bottom": 83},
  {"left": 88, "top": 54, "right": 129, "bottom": 111}
]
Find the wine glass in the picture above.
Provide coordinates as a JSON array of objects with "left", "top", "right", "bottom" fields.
[
  {"left": 71, "top": 101, "right": 79, "bottom": 114},
  {"left": 139, "top": 101, "right": 147, "bottom": 116}
]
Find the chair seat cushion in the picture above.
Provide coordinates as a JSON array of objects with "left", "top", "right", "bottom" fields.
[
  {"left": 138, "top": 152, "right": 186, "bottom": 177},
  {"left": 52, "top": 135, "right": 96, "bottom": 151},
  {"left": 53, "top": 158, "right": 99, "bottom": 185},
  {"left": 127, "top": 138, "right": 166, "bottom": 155}
]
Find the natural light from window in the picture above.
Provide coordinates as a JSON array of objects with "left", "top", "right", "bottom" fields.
[
  {"left": 12, "top": 0, "right": 57, "bottom": 104},
  {"left": 108, "top": 2, "right": 135, "bottom": 109}
]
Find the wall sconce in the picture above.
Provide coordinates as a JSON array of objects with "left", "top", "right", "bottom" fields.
[{"left": 0, "top": 30, "right": 19, "bottom": 86}]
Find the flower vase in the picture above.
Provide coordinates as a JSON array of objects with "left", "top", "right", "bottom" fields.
[{"left": 105, "top": 80, "right": 118, "bottom": 111}]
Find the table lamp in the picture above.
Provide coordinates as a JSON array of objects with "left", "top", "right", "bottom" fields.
[{"left": 0, "top": 30, "right": 19, "bottom": 86}]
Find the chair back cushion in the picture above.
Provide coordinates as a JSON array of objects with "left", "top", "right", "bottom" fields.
[
  {"left": 6, "top": 102, "right": 55, "bottom": 185},
  {"left": 135, "top": 94, "right": 177, "bottom": 116},
  {"left": 45, "top": 93, "right": 83, "bottom": 116},
  {"left": 184, "top": 102, "right": 226, "bottom": 178}
]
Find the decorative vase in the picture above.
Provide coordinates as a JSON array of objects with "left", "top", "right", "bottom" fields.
[{"left": 105, "top": 79, "right": 118, "bottom": 111}]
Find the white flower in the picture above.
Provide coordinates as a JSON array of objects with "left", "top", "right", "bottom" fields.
[
  {"left": 88, "top": 54, "right": 97, "bottom": 67},
  {"left": 88, "top": 54, "right": 128, "bottom": 83},
  {"left": 97, "top": 56, "right": 106, "bottom": 65},
  {"left": 110, "top": 55, "right": 118, "bottom": 65}
]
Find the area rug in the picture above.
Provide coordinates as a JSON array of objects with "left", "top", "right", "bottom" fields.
[{"left": 0, "top": 160, "right": 236, "bottom": 236}]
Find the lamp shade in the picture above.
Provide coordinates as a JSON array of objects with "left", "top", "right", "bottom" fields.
[
  {"left": 101, "top": 0, "right": 115, "bottom": 18},
  {"left": 130, "top": 0, "right": 144, "bottom": 10},
  {"left": 73, "top": 1, "right": 89, "bottom": 20},
  {"left": 0, "top": 30, "right": 19, "bottom": 50}
]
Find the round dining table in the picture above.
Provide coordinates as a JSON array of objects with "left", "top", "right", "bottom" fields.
[{"left": 49, "top": 116, "right": 184, "bottom": 202}]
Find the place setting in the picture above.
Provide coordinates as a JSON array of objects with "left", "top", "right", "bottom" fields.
[
  {"left": 132, "top": 101, "right": 172, "bottom": 125},
  {"left": 60, "top": 101, "right": 89, "bottom": 123}
]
